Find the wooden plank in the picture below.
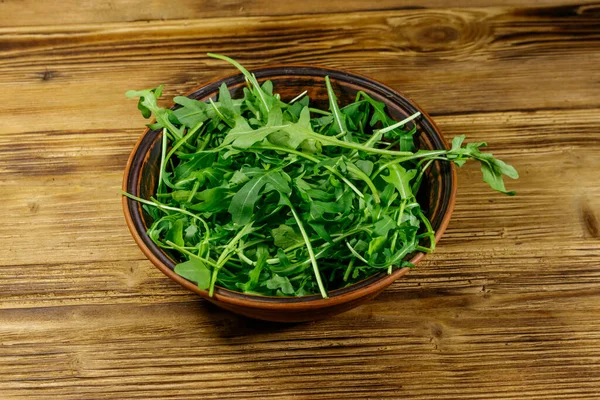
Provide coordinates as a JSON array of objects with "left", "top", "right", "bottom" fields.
[
  {"left": 0, "top": 5, "right": 598, "bottom": 134},
  {"left": 0, "top": 0, "right": 590, "bottom": 27},
  {"left": 1, "top": 298, "right": 600, "bottom": 399}
]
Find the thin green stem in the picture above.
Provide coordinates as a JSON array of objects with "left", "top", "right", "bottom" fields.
[
  {"left": 308, "top": 107, "right": 331, "bottom": 116},
  {"left": 209, "top": 224, "right": 255, "bottom": 297},
  {"left": 281, "top": 193, "right": 327, "bottom": 298},
  {"left": 325, "top": 76, "right": 346, "bottom": 138},
  {"left": 208, "top": 53, "right": 270, "bottom": 113},
  {"left": 387, "top": 200, "right": 407, "bottom": 274},
  {"left": 314, "top": 132, "right": 414, "bottom": 157},
  {"left": 209, "top": 98, "right": 233, "bottom": 128},
  {"left": 371, "top": 150, "right": 448, "bottom": 180},
  {"left": 187, "top": 180, "right": 200, "bottom": 203},
  {"left": 346, "top": 241, "right": 370, "bottom": 265},
  {"left": 376, "top": 112, "right": 421, "bottom": 135},
  {"left": 121, "top": 191, "right": 210, "bottom": 233},
  {"left": 412, "top": 159, "right": 435, "bottom": 193},
  {"left": 158, "top": 128, "right": 167, "bottom": 194},
  {"left": 343, "top": 258, "right": 355, "bottom": 282},
  {"left": 289, "top": 90, "right": 307, "bottom": 104},
  {"left": 416, "top": 209, "right": 436, "bottom": 252},
  {"left": 166, "top": 240, "right": 218, "bottom": 269},
  {"left": 346, "top": 162, "right": 380, "bottom": 203}
]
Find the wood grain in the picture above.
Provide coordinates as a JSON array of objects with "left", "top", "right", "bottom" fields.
[
  {"left": 1, "top": 5, "right": 599, "bottom": 135},
  {"left": 0, "top": 0, "right": 591, "bottom": 27},
  {"left": 1, "top": 2, "right": 600, "bottom": 399}
]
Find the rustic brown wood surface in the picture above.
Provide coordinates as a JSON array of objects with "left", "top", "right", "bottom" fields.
[{"left": 1, "top": 0, "right": 599, "bottom": 398}]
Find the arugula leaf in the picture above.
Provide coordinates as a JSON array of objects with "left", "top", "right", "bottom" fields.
[
  {"left": 237, "top": 246, "right": 267, "bottom": 292},
  {"left": 325, "top": 76, "right": 348, "bottom": 138},
  {"left": 447, "top": 137, "right": 518, "bottom": 195},
  {"left": 265, "top": 274, "right": 295, "bottom": 295},
  {"left": 222, "top": 115, "right": 281, "bottom": 149},
  {"left": 173, "top": 97, "right": 212, "bottom": 128},
  {"left": 228, "top": 173, "right": 270, "bottom": 225},
  {"left": 165, "top": 218, "right": 185, "bottom": 247},
  {"left": 382, "top": 164, "right": 417, "bottom": 200},
  {"left": 126, "top": 87, "right": 184, "bottom": 139},
  {"left": 174, "top": 258, "right": 211, "bottom": 290},
  {"left": 270, "top": 106, "right": 312, "bottom": 149},
  {"left": 187, "top": 187, "right": 231, "bottom": 213},
  {"left": 272, "top": 225, "right": 303, "bottom": 249},
  {"left": 374, "top": 215, "right": 396, "bottom": 237}
]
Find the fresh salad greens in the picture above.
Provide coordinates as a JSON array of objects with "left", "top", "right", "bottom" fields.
[{"left": 123, "top": 53, "right": 518, "bottom": 299}]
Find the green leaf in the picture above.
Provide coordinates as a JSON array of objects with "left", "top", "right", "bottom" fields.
[
  {"left": 480, "top": 161, "right": 517, "bottom": 196},
  {"left": 358, "top": 91, "right": 415, "bottom": 150},
  {"left": 265, "top": 274, "right": 295, "bottom": 295},
  {"left": 208, "top": 53, "right": 271, "bottom": 115},
  {"left": 187, "top": 187, "right": 231, "bottom": 213},
  {"left": 272, "top": 225, "right": 303, "bottom": 249},
  {"left": 175, "top": 258, "right": 211, "bottom": 290},
  {"left": 174, "top": 153, "right": 215, "bottom": 181},
  {"left": 451, "top": 135, "right": 465, "bottom": 150},
  {"left": 264, "top": 172, "right": 291, "bottom": 195},
  {"left": 379, "top": 183, "right": 398, "bottom": 206},
  {"left": 184, "top": 224, "right": 198, "bottom": 240},
  {"left": 173, "top": 96, "right": 211, "bottom": 128},
  {"left": 222, "top": 115, "right": 282, "bottom": 149},
  {"left": 355, "top": 160, "right": 374, "bottom": 176},
  {"left": 325, "top": 76, "right": 348, "bottom": 137},
  {"left": 368, "top": 236, "right": 387, "bottom": 257},
  {"left": 165, "top": 218, "right": 185, "bottom": 247},
  {"left": 230, "top": 170, "right": 249, "bottom": 186},
  {"left": 228, "top": 173, "right": 270, "bottom": 225},
  {"left": 382, "top": 164, "right": 417, "bottom": 200},
  {"left": 299, "top": 139, "right": 322, "bottom": 154},
  {"left": 309, "top": 222, "right": 333, "bottom": 243},
  {"left": 261, "top": 80, "right": 274, "bottom": 96},
  {"left": 270, "top": 107, "right": 312, "bottom": 149},
  {"left": 126, "top": 85, "right": 163, "bottom": 119},
  {"left": 126, "top": 86, "right": 184, "bottom": 139},
  {"left": 374, "top": 215, "right": 396, "bottom": 237},
  {"left": 237, "top": 246, "right": 267, "bottom": 292},
  {"left": 267, "top": 103, "right": 283, "bottom": 126},
  {"left": 276, "top": 248, "right": 292, "bottom": 267},
  {"left": 448, "top": 140, "right": 518, "bottom": 195},
  {"left": 287, "top": 96, "right": 309, "bottom": 120},
  {"left": 218, "top": 82, "right": 233, "bottom": 109}
]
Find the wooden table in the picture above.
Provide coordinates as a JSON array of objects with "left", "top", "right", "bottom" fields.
[{"left": 1, "top": 1, "right": 599, "bottom": 398}]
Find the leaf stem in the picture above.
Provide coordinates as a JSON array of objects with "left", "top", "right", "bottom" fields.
[
  {"left": 371, "top": 150, "right": 448, "bottom": 180},
  {"left": 158, "top": 128, "right": 167, "bottom": 194},
  {"left": 281, "top": 193, "right": 327, "bottom": 298},
  {"left": 121, "top": 191, "right": 210, "bottom": 233},
  {"left": 376, "top": 112, "right": 421, "bottom": 135},
  {"left": 207, "top": 53, "right": 270, "bottom": 113},
  {"left": 345, "top": 241, "right": 371, "bottom": 265},
  {"left": 343, "top": 258, "right": 355, "bottom": 282},
  {"left": 289, "top": 90, "right": 308, "bottom": 104}
]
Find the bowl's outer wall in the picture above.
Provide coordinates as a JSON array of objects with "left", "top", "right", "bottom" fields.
[{"left": 123, "top": 66, "right": 457, "bottom": 322}]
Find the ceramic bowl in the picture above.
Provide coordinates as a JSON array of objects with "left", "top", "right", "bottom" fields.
[{"left": 122, "top": 66, "right": 457, "bottom": 322}]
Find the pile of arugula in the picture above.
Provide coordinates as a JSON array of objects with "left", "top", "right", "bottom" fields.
[{"left": 123, "top": 53, "right": 518, "bottom": 299}]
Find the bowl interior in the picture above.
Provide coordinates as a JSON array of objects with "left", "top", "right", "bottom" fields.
[{"left": 125, "top": 67, "right": 453, "bottom": 303}]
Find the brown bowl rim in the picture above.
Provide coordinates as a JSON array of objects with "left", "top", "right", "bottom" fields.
[{"left": 122, "top": 64, "right": 457, "bottom": 310}]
